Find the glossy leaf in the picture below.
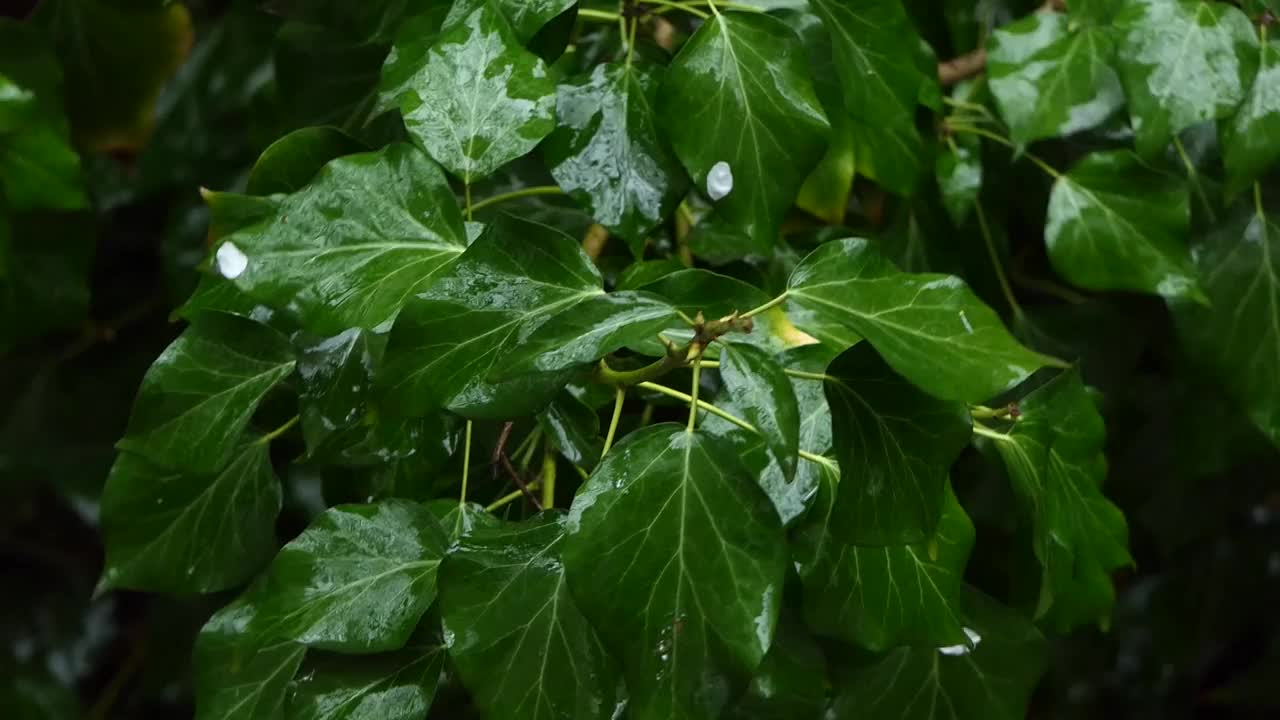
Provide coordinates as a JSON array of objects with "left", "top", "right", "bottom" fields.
[
  {"left": 725, "top": 614, "right": 828, "bottom": 720},
  {"left": 823, "top": 343, "right": 972, "bottom": 545},
  {"left": 660, "top": 12, "right": 830, "bottom": 256},
  {"left": 440, "top": 514, "right": 623, "bottom": 720},
  {"left": 1222, "top": 38, "right": 1280, "bottom": 198},
  {"left": 538, "top": 392, "right": 603, "bottom": 471},
  {"left": 1045, "top": 150, "right": 1201, "bottom": 301},
  {"left": 249, "top": 501, "right": 448, "bottom": 653},
  {"left": 286, "top": 644, "right": 446, "bottom": 720},
  {"left": 787, "top": 238, "right": 1056, "bottom": 403},
  {"left": 246, "top": 127, "right": 366, "bottom": 196},
  {"left": 381, "top": 215, "right": 602, "bottom": 419},
  {"left": 1174, "top": 202, "right": 1280, "bottom": 448},
  {"left": 1115, "top": 0, "right": 1257, "bottom": 156},
  {"left": 987, "top": 12, "right": 1124, "bottom": 145},
  {"left": 936, "top": 136, "right": 982, "bottom": 227},
  {"left": 429, "top": 499, "right": 501, "bottom": 540},
  {"left": 719, "top": 343, "right": 801, "bottom": 483},
  {"left": 215, "top": 143, "right": 467, "bottom": 334},
  {"left": 983, "top": 370, "right": 1132, "bottom": 628},
  {"left": 562, "top": 425, "right": 787, "bottom": 720},
  {"left": 829, "top": 589, "right": 1048, "bottom": 720},
  {"left": 298, "top": 329, "right": 376, "bottom": 457},
  {"left": 99, "top": 442, "right": 281, "bottom": 594},
  {"left": 444, "top": 0, "right": 576, "bottom": 44},
  {"left": 544, "top": 62, "right": 689, "bottom": 254},
  {"left": 377, "top": 6, "right": 451, "bottom": 115},
  {"left": 117, "top": 313, "right": 296, "bottom": 473},
  {"left": 395, "top": 3, "right": 556, "bottom": 182},
  {"left": 794, "top": 466, "right": 974, "bottom": 651},
  {"left": 195, "top": 599, "right": 306, "bottom": 720}
]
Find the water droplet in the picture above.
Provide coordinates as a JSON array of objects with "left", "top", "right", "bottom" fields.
[
  {"left": 707, "top": 161, "right": 734, "bottom": 201},
  {"left": 216, "top": 241, "right": 249, "bottom": 279}
]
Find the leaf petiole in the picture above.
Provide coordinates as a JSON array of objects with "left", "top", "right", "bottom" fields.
[
  {"left": 461, "top": 420, "right": 473, "bottom": 505},
  {"left": 740, "top": 292, "right": 788, "bottom": 320},
  {"left": 258, "top": 415, "right": 300, "bottom": 444},
  {"left": 602, "top": 387, "right": 626, "bottom": 459},
  {"left": 469, "top": 185, "right": 566, "bottom": 214},
  {"left": 947, "top": 123, "right": 1061, "bottom": 179}
]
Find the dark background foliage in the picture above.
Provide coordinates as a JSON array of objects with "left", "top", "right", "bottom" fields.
[{"left": 2, "top": 0, "right": 1279, "bottom": 718}]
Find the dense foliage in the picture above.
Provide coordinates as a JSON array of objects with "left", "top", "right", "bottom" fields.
[{"left": 3, "top": 0, "right": 1280, "bottom": 718}]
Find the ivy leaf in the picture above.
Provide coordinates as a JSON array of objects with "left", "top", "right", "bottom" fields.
[
  {"left": 1222, "top": 38, "right": 1280, "bottom": 198},
  {"left": 494, "top": 290, "right": 681, "bottom": 378},
  {"left": 794, "top": 467, "right": 974, "bottom": 651},
  {"left": 215, "top": 143, "right": 468, "bottom": 334},
  {"left": 381, "top": 215, "right": 602, "bottom": 419},
  {"left": 725, "top": 614, "right": 828, "bottom": 720},
  {"left": 1115, "top": 0, "right": 1257, "bottom": 156},
  {"left": 377, "top": 6, "right": 451, "bottom": 116},
  {"left": 829, "top": 589, "right": 1048, "bottom": 720},
  {"left": 99, "top": 442, "right": 281, "bottom": 594},
  {"left": 1045, "top": 150, "right": 1202, "bottom": 302},
  {"left": 719, "top": 343, "right": 801, "bottom": 483},
  {"left": 195, "top": 598, "right": 306, "bottom": 720},
  {"left": 117, "top": 313, "right": 296, "bottom": 473},
  {"left": 428, "top": 499, "right": 501, "bottom": 540},
  {"left": 983, "top": 369, "right": 1132, "bottom": 629},
  {"left": 246, "top": 127, "right": 366, "bottom": 197},
  {"left": 538, "top": 391, "right": 603, "bottom": 471},
  {"left": 285, "top": 644, "right": 446, "bottom": 720},
  {"left": 444, "top": 0, "right": 576, "bottom": 44},
  {"left": 1174, "top": 202, "right": 1280, "bottom": 449},
  {"left": 987, "top": 12, "right": 1124, "bottom": 145},
  {"left": 936, "top": 135, "right": 982, "bottom": 227},
  {"left": 440, "top": 514, "right": 623, "bottom": 720},
  {"left": 544, "top": 62, "right": 689, "bottom": 255},
  {"left": 562, "top": 425, "right": 787, "bottom": 720},
  {"left": 395, "top": 3, "right": 555, "bottom": 183},
  {"left": 823, "top": 343, "right": 972, "bottom": 545},
  {"left": 298, "top": 329, "right": 376, "bottom": 458},
  {"left": 660, "top": 12, "right": 830, "bottom": 257},
  {"left": 249, "top": 501, "right": 448, "bottom": 653},
  {"left": 787, "top": 238, "right": 1056, "bottom": 403}
]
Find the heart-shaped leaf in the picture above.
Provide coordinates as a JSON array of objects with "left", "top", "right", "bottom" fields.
[{"left": 1222, "top": 37, "right": 1280, "bottom": 198}]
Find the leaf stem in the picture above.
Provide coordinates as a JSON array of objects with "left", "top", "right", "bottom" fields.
[
  {"left": 259, "top": 415, "right": 300, "bottom": 444},
  {"left": 486, "top": 481, "right": 542, "bottom": 512},
  {"left": 698, "top": 360, "right": 833, "bottom": 383},
  {"left": 740, "top": 291, "right": 788, "bottom": 320},
  {"left": 971, "top": 423, "right": 1011, "bottom": 442},
  {"left": 974, "top": 201, "right": 1025, "bottom": 321},
  {"left": 460, "top": 420, "right": 473, "bottom": 505},
  {"left": 1173, "top": 136, "right": 1217, "bottom": 223},
  {"left": 799, "top": 450, "right": 836, "bottom": 470},
  {"left": 638, "top": 0, "right": 711, "bottom": 19},
  {"left": 465, "top": 182, "right": 473, "bottom": 221},
  {"left": 947, "top": 124, "right": 1061, "bottom": 180},
  {"left": 578, "top": 8, "right": 621, "bottom": 22},
  {"left": 686, "top": 362, "right": 703, "bottom": 431},
  {"left": 541, "top": 447, "right": 557, "bottom": 509},
  {"left": 596, "top": 352, "right": 687, "bottom": 386},
  {"left": 602, "top": 387, "right": 626, "bottom": 458},
  {"left": 519, "top": 429, "right": 542, "bottom": 470},
  {"left": 1255, "top": 181, "right": 1265, "bottom": 220},
  {"left": 469, "top": 185, "right": 565, "bottom": 214}
]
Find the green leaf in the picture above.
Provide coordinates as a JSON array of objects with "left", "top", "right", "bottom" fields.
[
  {"left": 787, "top": 238, "right": 1055, "bottom": 403},
  {"left": 381, "top": 215, "right": 603, "bottom": 419},
  {"left": 215, "top": 143, "right": 468, "bottom": 334},
  {"left": 1045, "top": 150, "right": 1201, "bottom": 301},
  {"left": 794, "top": 467, "right": 974, "bottom": 651},
  {"left": 725, "top": 614, "right": 828, "bottom": 720},
  {"left": 377, "top": 6, "right": 451, "bottom": 115},
  {"left": 444, "top": 0, "right": 576, "bottom": 45},
  {"left": 719, "top": 343, "right": 801, "bottom": 483},
  {"left": 395, "top": 3, "right": 556, "bottom": 182},
  {"left": 660, "top": 12, "right": 830, "bottom": 257},
  {"left": 298, "top": 329, "right": 376, "bottom": 457},
  {"left": 285, "top": 644, "right": 446, "bottom": 720},
  {"left": 562, "top": 425, "right": 787, "bottom": 720},
  {"left": 1115, "top": 0, "right": 1257, "bottom": 156},
  {"left": 538, "top": 391, "right": 603, "bottom": 471},
  {"left": 982, "top": 369, "right": 1131, "bottom": 628},
  {"left": 195, "top": 598, "right": 306, "bottom": 720},
  {"left": 99, "top": 442, "right": 281, "bottom": 593},
  {"left": 428, "top": 499, "right": 501, "bottom": 539},
  {"left": 249, "top": 501, "right": 448, "bottom": 653},
  {"left": 1174, "top": 202, "right": 1280, "bottom": 448},
  {"left": 823, "top": 343, "right": 972, "bottom": 545},
  {"left": 936, "top": 135, "right": 982, "bottom": 227},
  {"left": 0, "top": 72, "right": 35, "bottom": 131},
  {"left": 246, "top": 127, "right": 367, "bottom": 196},
  {"left": 829, "top": 589, "right": 1047, "bottom": 720},
  {"left": 117, "top": 313, "right": 296, "bottom": 473},
  {"left": 1222, "top": 38, "right": 1280, "bottom": 198},
  {"left": 544, "top": 62, "right": 689, "bottom": 254},
  {"left": 987, "top": 12, "right": 1124, "bottom": 145},
  {"left": 440, "top": 514, "right": 623, "bottom": 720}
]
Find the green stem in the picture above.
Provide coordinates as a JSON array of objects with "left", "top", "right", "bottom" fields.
[
  {"left": 519, "top": 429, "right": 542, "bottom": 470},
  {"left": 464, "top": 182, "right": 473, "bottom": 222},
  {"left": 541, "top": 447, "right": 557, "bottom": 509},
  {"left": 799, "top": 450, "right": 836, "bottom": 470},
  {"left": 971, "top": 423, "right": 1010, "bottom": 442},
  {"left": 469, "top": 185, "right": 565, "bottom": 214},
  {"left": 740, "top": 292, "right": 788, "bottom": 320},
  {"left": 1173, "top": 136, "right": 1217, "bottom": 223},
  {"left": 947, "top": 124, "right": 1061, "bottom": 180},
  {"left": 596, "top": 352, "right": 688, "bottom": 386},
  {"left": 509, "top": 428, "right": 539, "bottom": 469},
  {"left": 602, "top": 387, "right": 626, "bottom": 459},
  {"left": 1255, "top": 181, "right": 1265, "bottom": 220},
  {"left": 974, "top": 200, "right": 1025, "bottom": 321},
  {"left": 625, "top": 7, "right": 638, "bottom": 68},
  {"left": 639, "top": 402, "right": 655, "bottom": 427},
  {"left": 486, "top": 481, "right": 542, "bottom": 512},
  {"left": 578, "top": 8, "right": 621, "bottom": 22},
  {"left": 686, "top": 362, "right": 703, "bottom": 431},
  {"left": 639, "top": 0, "right": 711, "bottom": 19},
  {"left": 460, "top": 420, "right": 473, "bottom": 505},
  {"left": 698, "top": 360, "right": 831, "bottom": 383},
  {"left": 969, "top": 405, "right": 1003, "bottom": 419},
  {"left": 259, "top": 415, "right": 300, "bottom": 444}
]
